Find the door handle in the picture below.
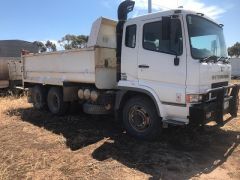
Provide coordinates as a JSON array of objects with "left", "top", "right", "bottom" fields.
[{"left": 138, "top": 65, "right": 150, "bottom": 69}]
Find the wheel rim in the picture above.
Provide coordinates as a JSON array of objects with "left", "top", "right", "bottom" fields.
[
  {"left": 35, "top": 92, "right": 41, "bottom": 106},
  {"left": 52, "top": 94, "right": 60, "bottom": 111},
  {"left": 128, "top": 105, "right": 151, "bottom": 132}
]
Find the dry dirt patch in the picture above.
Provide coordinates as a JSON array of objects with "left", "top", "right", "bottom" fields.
[{"left": 0, "top": 95, "right": 239, "bottom": 179}]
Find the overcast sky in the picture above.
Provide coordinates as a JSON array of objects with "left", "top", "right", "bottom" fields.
[{"left": 0, "top": 0, "right": 239, "bottom": 47}]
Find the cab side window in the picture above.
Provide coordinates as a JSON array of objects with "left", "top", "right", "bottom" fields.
[
  {"left": 143, "top": 20, "right": 182, "bottom": 55},
  {"left": 125, "top": 25, "right": 137, "bottom": 48}
]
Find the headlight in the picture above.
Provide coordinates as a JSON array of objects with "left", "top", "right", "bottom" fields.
[{"left": 186, "top": 94, "right": 203, "bottom": 103}]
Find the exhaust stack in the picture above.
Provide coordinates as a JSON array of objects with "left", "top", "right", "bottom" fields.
[
  {"left": 116, "top": 0, "right": 135, "bottom": 81},
  {"left": 148, "top": 0, "right": 152, "bottom": 13}
]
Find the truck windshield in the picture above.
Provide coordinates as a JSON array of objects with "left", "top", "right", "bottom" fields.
[{"left": 187, "top": 15, "right": 228, "bottom": 60}]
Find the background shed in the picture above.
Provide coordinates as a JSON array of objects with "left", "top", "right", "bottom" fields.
[
  {"left": 0, "top": 40, "right": 38, "bottom": 88},
  {"left": 230, "top": 58, "right": 240, "bottom": 78}
]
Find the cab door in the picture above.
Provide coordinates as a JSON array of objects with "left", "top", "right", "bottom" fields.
[{"left": 137, "top": 16, "right": 187, "bottom": 117}]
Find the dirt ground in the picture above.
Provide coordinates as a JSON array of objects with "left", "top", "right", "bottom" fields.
[{"left": 0, "top": 93, "right": 239, "bottom": 180}]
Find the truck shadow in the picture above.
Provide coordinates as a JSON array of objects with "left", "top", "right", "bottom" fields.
[
  {"left": 6, "top": 107, "right": 240, "bottom": 179},
  {"left": 92, "top": 125, "right": 239, "bottom": 179}
]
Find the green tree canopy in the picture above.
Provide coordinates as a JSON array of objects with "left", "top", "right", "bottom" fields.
[
  {"left": 33, "top": 41, "right": 47, "bottom": 53},
  {"left": 58, "top": 34, "right": 89, "bottom": 50},
  {"left": 34, "top": 41, "right": 57, "bottom": 53},
  {"left": 228, "top": 42, "right": 240, "bottom": 57},
  {"left": 45, "top": 40, "right": 57, "bottom": 52}
]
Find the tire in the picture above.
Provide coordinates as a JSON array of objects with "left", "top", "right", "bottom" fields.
[
  {"left": 83, "top": 103, "right": 111, "bottom": 115},
  {"left": 230, "top": 95, "right": 239, "bottom": 117},
  {"left": 47, "top": 87, "right": 69, "bottom": 115},
  {"left": 122, "top": 96, "right": 162, "bottom": 140},
  {"left": 32, "top": 85, "right": 47, "bottom": 110}
]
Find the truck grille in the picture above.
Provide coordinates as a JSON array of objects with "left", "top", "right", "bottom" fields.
[
  {"left": 211, "top": 82, "right": 229, "bottom": 98},
  {"left": 212, "top": 82, "right": 228, "bottom": 89}
]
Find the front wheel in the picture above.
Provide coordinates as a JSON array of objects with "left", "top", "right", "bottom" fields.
[{"left": 122, "top": 96, "right": 162, "bottom": 140}]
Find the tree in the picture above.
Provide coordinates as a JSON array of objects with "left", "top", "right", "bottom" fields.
[
  {"left": 33, "top": 41, "right": 57, "bottom": 53},
  {"left": 34, "top": 41, "right": 47, "bottom": 53},
  {"left": 58, "top": 34, "right": 89, "bottom": 50},
  {"left": 45, "top": 40, "right": 57, "bottom": 52},
  {"left": 228, "top": 42, "right": 240, "bottom": 57}
]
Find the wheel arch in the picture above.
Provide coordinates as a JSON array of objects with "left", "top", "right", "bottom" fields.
[{"left": 115, "top": 86, "right": 164, "bottom": 119}]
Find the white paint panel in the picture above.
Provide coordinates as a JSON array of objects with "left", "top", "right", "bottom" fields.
[
  {"left": 23, "top": 48, "right": 117, "bottom": 89},
  {"left": 8, "top": 59, "right": 22, "bottom": 81},
  {"left": 87, "top": 17, "right": 117, "bottom": 49},
  {"left": 95, "top": 48, "right": 117, "bottom": 89},
  {"left": 23, "top": 49, "right": 96, "bottom": 85}
]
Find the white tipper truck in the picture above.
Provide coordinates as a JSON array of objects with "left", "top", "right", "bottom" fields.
[{"left": 22, "top": 1, "right": 239, "bottom": 139}]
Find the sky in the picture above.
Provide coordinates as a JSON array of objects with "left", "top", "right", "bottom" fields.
[{"left": 0, "top": 0, "right": 239, "bottom": 48}]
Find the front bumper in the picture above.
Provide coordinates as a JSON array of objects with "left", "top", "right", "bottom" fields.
[{"left": 189, "top": 84, "right": 240, "bottom": 125}]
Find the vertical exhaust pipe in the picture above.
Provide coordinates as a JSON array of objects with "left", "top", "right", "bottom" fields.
[
  {"left": 148, "top": 0, "right": 152, "bottom": 13},
  {"left": 116, "top": 0, "right": 135, "bottom": 82}
]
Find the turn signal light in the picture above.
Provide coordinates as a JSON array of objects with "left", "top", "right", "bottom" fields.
[{"left": 186, "top": 94, "right": 203, "bottom": 103}]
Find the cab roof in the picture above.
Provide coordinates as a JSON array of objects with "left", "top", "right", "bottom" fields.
[{"left": 127, "top": 9, "right": 219, "bottom": 25}]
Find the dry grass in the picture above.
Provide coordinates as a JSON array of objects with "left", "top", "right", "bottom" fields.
[
  {"left": 0, "top": 157, "right": 10, "bottom": 180},
  {"left": 0, "top": 89, "right": 239, "bottom": 179}
]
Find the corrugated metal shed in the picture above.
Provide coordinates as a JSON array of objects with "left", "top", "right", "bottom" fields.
[
  {"left": 0, "top": 40, "right": 38, "bottom": 88},
  {"left": 230, "top": 58, "right": 240, "bottom": 77}
]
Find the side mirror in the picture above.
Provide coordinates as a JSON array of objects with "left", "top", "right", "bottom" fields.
[
  {"left": 162, "top": 16, "right": 182, "bottom": 66},
  {"left": 162, "top": 16, "right": 171, "bottom": 40}
]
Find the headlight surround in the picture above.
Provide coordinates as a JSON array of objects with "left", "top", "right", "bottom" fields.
[{"left": 186, "top": 94, "right": 203, "bottom": 103}]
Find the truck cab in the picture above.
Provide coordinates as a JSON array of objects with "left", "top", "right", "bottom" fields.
[{"left": 116, "top": 6, "right": 238, "bottom": 137}]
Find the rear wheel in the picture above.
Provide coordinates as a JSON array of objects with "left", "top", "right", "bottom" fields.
[
  {"left": 122, "top": 96, "right": 162, "bottom": 140},
  {"left": 47, "top": 87, "right": 69, "bottom": 115},
  {"left": 32, "top": 85, "right": 47, "bottom": 110}
]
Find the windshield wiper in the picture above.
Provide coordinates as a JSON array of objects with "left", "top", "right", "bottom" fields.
[
  {"left": 217, "top": 56, "right": 230, "bottom": 63},
  {"left": 200, "top": 55, "right": 218, "bottom": 63}
]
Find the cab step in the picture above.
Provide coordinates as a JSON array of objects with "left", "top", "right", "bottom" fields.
[
  {"left": 163, "top": 120, "right": 187, "bottom": 128},
  {"left": 15, "top": 86, "right": 24, "bottom": 90}
]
